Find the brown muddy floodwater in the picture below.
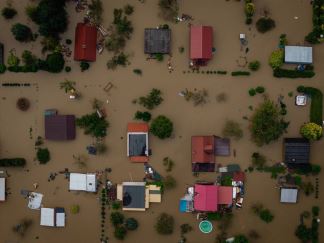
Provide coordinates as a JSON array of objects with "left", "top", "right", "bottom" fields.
[{"left": 0, "top": 0, "right": 323, "bottom": 243}]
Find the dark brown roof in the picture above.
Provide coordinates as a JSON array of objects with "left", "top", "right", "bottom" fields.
[
  {"left": 144, "top": 28, "right": 171, "bottom": 54},
  {"left": 284, "top": 138, "right": 310, "bottom": 168},
  {"left": 45, "top": 115, "right": 76, "bottom": 140}
]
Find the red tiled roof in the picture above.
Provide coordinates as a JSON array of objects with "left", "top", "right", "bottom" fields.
[
  {"left": 130, "top": 156, "right": 149, "bottom": 163},
  {"left": 192, "top": 136, "right": 215, "bottom": 163},
  {"left": 74, "top": 23, "right": 97, "bottom": 62},
  {"left": 233, "top": 171, "right": 245, "bottom": 182},
  {"left": 194, "top": 184, "right": 218, "bottom": 212},
  {"left": 127, "top": 123, "right": 149, "bottom": 133},
  {"left": 218, "top": 186, "right": 233, "bottom": 205},
  {"left": 190, "top": 26, "right": 213, "bottom": 60}
]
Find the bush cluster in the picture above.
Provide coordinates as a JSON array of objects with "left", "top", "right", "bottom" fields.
[
  {"left": 273, "top": 68, "right": 315, "bottom": 78},
  {"left": 134, "top": 111, "right": 151, "bottom": 122},
  {"left": 305, "top": 0, "right": 324, "bottom": 44},
  {"left": 76, "top": 112, "right": 109, "bottom": 138},
  {"left": 231, "top": 71, "right": 250, "bottom": 76},
  {"left": 0, "top": 158, "right": 26, "bottom": 167}
]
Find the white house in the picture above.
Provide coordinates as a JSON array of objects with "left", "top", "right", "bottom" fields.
[{"left": 69, "top": 173, "right": 97, "bottom": 192}]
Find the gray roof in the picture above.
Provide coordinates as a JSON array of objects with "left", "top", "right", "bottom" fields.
[
  {"left": 128, "top": 134, "right": 147, "bottom": 156},
  {"left": 284, "top": 46, "right": 313, "bottom": 64},
  {"left": 280, "top": 187, "right": 298, "bottom": 203},
  {"left": 284, "top": 138, "right": 310, "bottom": 168},
  {"left": 123, "top": 184, "right": 145, "bottom": 209},
  {"left": 215, "top": 137, "right": 230, "bottom": 156},
  {"left": 144, "top": 28, "right": 171, "bottom": 54}
]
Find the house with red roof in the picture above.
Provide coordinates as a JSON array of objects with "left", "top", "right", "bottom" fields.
[
  {"left": 190, "top": 26, "right": 213, "bottom": 66},
  {"left": 127, "top": 123, "right": 149, "bottom": 162},
  {"left": 192, "top": 136, "right": 215, "bottom": 172},
  {"left": 194, "top": 184, "right": 233, "bottom": 212},
  {"left": 74, "top": 23, "right": 97, "bottom": 62}
]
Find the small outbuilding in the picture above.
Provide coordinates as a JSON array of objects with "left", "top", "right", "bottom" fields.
[
  {"left": 144, "top": 28, "right": 171, "bottom": 54},
  {"left": 284, "top": 138, "right": 310, "bottom": 169},
  {"left": 40, "top": 207, "right": 65, "bottom": 227},
  {"left": 280, "top": 187, "right": 298, "bottom": 203},
  {"left": 0, "top": 177, "right": 5, "bottom": 201},
  {"left": 74, "top": 23, "right": 97, "bottom": 62},
  {"left": 284, "top": 46, "right": 313, "bottom": 64},
  {"left": 45, "top": 115, "right": 76, "bottom": 141},
  {"left": 192, "top": 136, "right": 215, "bottom": 172},
  {"left": 190, "top": 26, "right": 213, "bottom": 65},
  {"left": 69, "top": 173, "right": 97, "bottom": 192},
  {"left": 127, "top": 123, "right": 149, "bottom": 162}
]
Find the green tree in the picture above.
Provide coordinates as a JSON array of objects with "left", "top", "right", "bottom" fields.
[
  {"left": 155, "top": 213, "right": 174, "bottom": 235},
  {"left": 222, "top": 120, "right": 243, "bottom": 140},
  {"left": 110, "top": 212, "right": 124, "bottom": 226},
  {"left": 45, "top": 52, "right": 65, "bottom": 73},
  {"left": 150, "top": 115, "right": 173, "bottom": 139},
  {"left": 300, "top": 122, "right": 323, "bottom": 141},
  {"left": 2, "top": 7, "right": 17, "bottom": 19},
  {"left": 250, "top": 99, "right": 289, "bottom": 146},
  {"left": 256, "top": 17, "right": 276, "bottom": 33},
  {"left": 125, "top": 218, "right": 138, "bottom": 230},
  {"left": 269, "top": 49, "right": 284, "bottom": 69},
  {"left": 76, "top": 112, "right": 109, "bottom": 138},
  {"left": 138, "top": 89, "right": 163, "bottom": 110},
  {"left": 11, "top": 23, "right": 33, "bottom": 42},
  {"left": 80, "top": 61, "right": 90, "bottom": 72},
  {"left": 88, "top": 0, "right": 103, "bottom": 25},
  {"left": 37, "top": 148, "right": 50, "bottom": 164},
  {"left": 134, "top": 111, "right": 151, "bottom": 122},
  {"left": 259, "top": 209, "right": 274, "bottom": 223}
]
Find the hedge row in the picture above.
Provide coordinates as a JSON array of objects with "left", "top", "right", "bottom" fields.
[
  {"left": 0, "top": 158, "right": 26, "bottom": 167},
  {"left": 231, "top": 71, "right": 250, "bottom": 76},
  {"left": 297, "top": 86, "right": 323, "bottom": 125},
  {"left": 305, "top": 0, "right": 324, "bottom": 44},
  {"left": 273, "top": 68, "right": 315, "bottom": 78}
]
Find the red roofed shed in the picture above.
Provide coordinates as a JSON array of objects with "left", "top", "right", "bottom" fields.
[
  {"left": 190, "top": 26, "right": 213, "bottom": 64},
  {"left": 218, "top": 186, "right": 233, "bottom": 205},
  {"left": 74, "top": 23, "right": 97, "bottom": 62},
  {"left": 194, "top": 184, "right": 218, "bottom": 212}
]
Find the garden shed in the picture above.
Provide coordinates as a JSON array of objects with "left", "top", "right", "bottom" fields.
[
  {"left": 40, "top": 207, "right": 65, "bottom": 227},
  {"left": 284, "top": 46, "right": 313, "bottom": 64},
  {"left": 144, "top": 28, "right": 171, "bottom": 54},
  {"left": 74, "top": 23, "right": 97, "bottom": 62},
  {"left": 69, "top": 173, "right": 97, "bottom": 192},
  {"left": 280, "top": 187, "right": 298, "bottom": 203},
  {"left": 192, "top": 136, "right": 215, "bottom": 172},
  {"left": 190, "top": 26, "right": 213, "bottom": 65},
  {"left": 214, "top": 137, "right": 230, "bottom": 156},
  {"left": 127, "top": 123, "right": 149, "bottom": 162},
  {"left": 45, "top": 115, "right": 76, "bottom": 140},
  {"left": 284, "top": 138, "right": 310, "bottom": 169}
]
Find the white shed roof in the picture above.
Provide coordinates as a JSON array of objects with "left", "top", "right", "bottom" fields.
[
  {"left": 56, "top": 212, "right": 65, "bottom": 227},
  {"left": 280, "top": 188, "right": 298, "bottom": 203},
  {"left": 69, "top": 173, "right": 97, "bottom": 192},
  {"left": 284, "top": 46, "right": 313, "bottom": 64},
  {"left": 40, "top": 208, "right": 55, "bottom": 226},
  {"left": 0, "top": 178, "right": 5, "bottom": 201}
]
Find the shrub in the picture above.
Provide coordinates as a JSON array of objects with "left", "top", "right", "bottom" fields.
[
  {"left": 273, "top": 68, "right": 315, "bottom": 78},
  {"left": 250, "top": 99, "right": 289, "bottom": 146},
  {"left": 125, "top": 218, "right": 138, "bottom": 230},
  {"left": 248, "top": 60, "right": 260, "bottom": 71},
  {"left": 163, "top": 157, "right": 174, "bottom": 172},
  {"left": 269, "top": 49, "right": 284, "bottom": 69},
  {"left": 217, "top": 71, "right": 227, "bottom": 75},
  {"left": 248, "top": 88, "right": 256, "bottom": 96},
  {"left": 231, "top": 71, "right": 250, "bottom": 76},
  {"left": 40, "top": 37, "right": 60, "bottom": 54},
  {"left": 255, "top": 86, "right": 265, "bottom": 94},
  {"left": 112, "top": 201, "right": 121, "bottom": 210},
  {"left": 233, "top": 235, "right": 249, "bottom": 243},
  {"left": 80, "top": 61, "right": 90, "bottom": 72},
  {"left": 184, "top": 89, "right": 208, "bottom": 106},
  {"left": 312, "top": 206, "right": 320, "bottom": 217},
  {"left": 256, "top": 17, "right": 276, "bottom": 33},
  {"left": 133, "top": 69, "right": 142, "bottom": 75},
  {"left": 105, "top": 32, "right": 126, "bottom": 52},
  {"left": 30, "top": 0, "right": 68, "bottom": 38},
  {"left": 311, "top": 164, "right": 321, "bottom": 175},
  {"left": 11, "top": 23, "right": 33, "bottom": 42},
  {"left": 2, "top": 7, "right": 17, "bottom": 19},
  {"left": 25, "top": 5, "right": 37, "bottom": 20},
  {"left": 163, "top": 175, "right": 176, "bottom": 189},
  {"left": 134, "top": 111, "right": 151, "bottom": 122},
  {"left": 138, "top": 88, "right": 163, "bottom": 110},
  {"left": 207, "top": 212, "right": 222, "bottom": 221},
  {"left": 0, "top": 64, "right": 7, "bottom": 74},
  {"left": 65, "top": 39, "right": 72, "bottom": 45},
  {"left": 88, "top": 0, "right": 103, "bottom": 25},
  {"left": 216, "top": 92, "right": 228, "bottom": 103},
  {"left": 37, "top": 148, "right": 50, "bottom": 164},
  {"left": 114, "top": 226, "right": 127, "bottom": 240},
  {"left": 0, "top": 158, "right": 26, "bottom": 167},
  {"left": 180, "top": 224, "right": 192, "bottom": 234},
  {"left": 158, "top": 0, "right": 179, "bottom": 22},
  {"left": 44, "top": 52, "right": 65, "bottom": 73},
  {"left": 70, "top": 205, "right": 80, "bottom": 214},
  {"left": 150, "top": 115, "right": 173, "bottom": 139},
  {"left": 7, "top": 49, "right": 20, "bottom": 67},
  {"left": 301, "top": 182, "right": 314, "bottom": 196},
  {"left": 76, "top": 112, "right": 109, "bottom": 138},
  {"left": 305, "top": 0, "right": 324, "bottom": 44},
  {"left": 17, "top": 98, "right": 30, "bottom": 111},
  {"left": 222, "top": 120, "right": 243, "bottom": 140},
  {"left": 300, "top": 122, "right": 322, "bottom": 141},
  {"left": 298, "top": 87, "right": 323, "bottom": 125},
  {"left": 251, "top": 152, "right": 266, "bottom": 168},
  {"left": 65, "top": 66, "right": 71, "bottom": 72},
  {"left": 107, "top": 52, "right": 129, "bottom": 70},
  {"left": 110, "top": 212, "right": 124, "bottom": 226},
  {"left": 155, "top": 213, "right": 174, "bottom": 235},
  {"left": 124, "top": 4, "right": 134, "bottom": 15},
  {"left": 155, "top": 53, "right": 164, "bottom": 62},
  {"left": 113, "top": 9, "right": 133, "bottom": 38}
]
